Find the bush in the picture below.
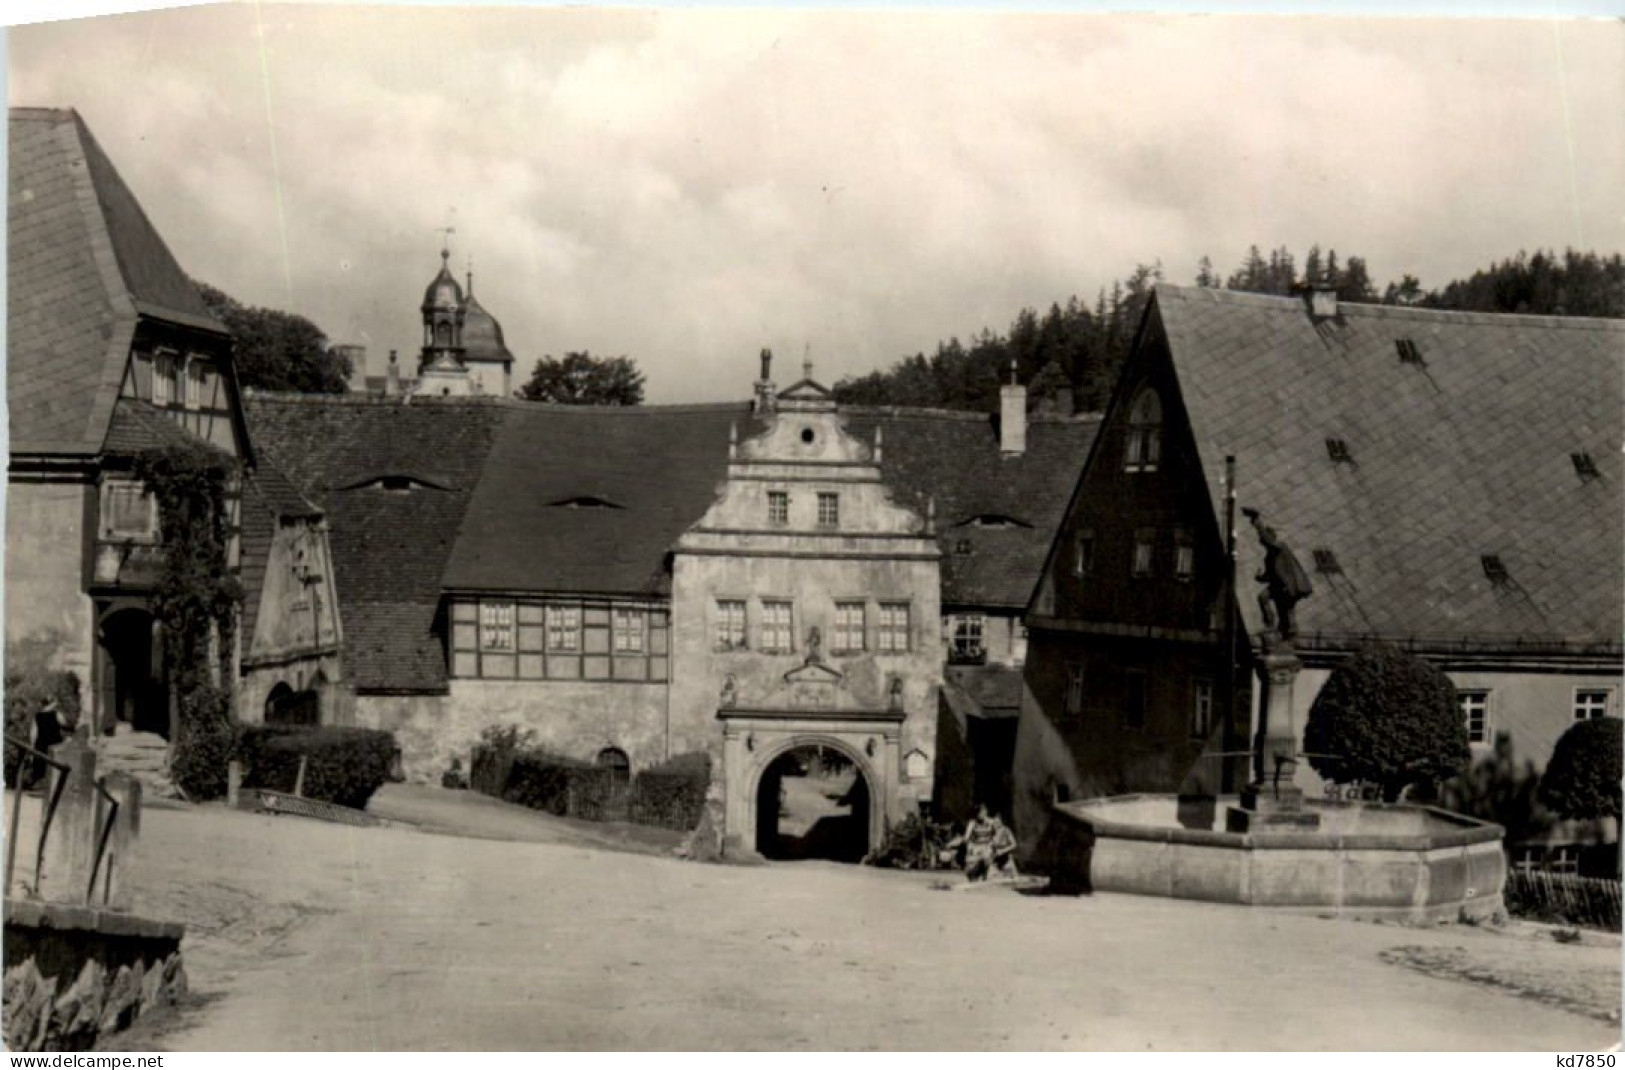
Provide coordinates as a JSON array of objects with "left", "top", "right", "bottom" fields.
[
  {"left": 1439, "top": 731, "right": 1554, "bottom": 844},
  {"left": 1540, "top": 717, "right": 1623, "bottom": 823},
  {"left": 867, "top": 812, "right": 957, "bottom": 870},
  {"left": 3, "top": 657, "right": 83, "bottom": 787},
  {"left": 172, "top": 684, "right": 234, "bottom": 800},
  {"left": 1304, "top": 642, "right": 1469, "bottom": 802},
  {"left": 238, "top": 725, "right": 397, "bottom": 810},
  {"left": 501, "top": 749, "right": 595, "bottom": 815},
  {"left": 630, "top": 751, "right": 710, "bottom": 830}
]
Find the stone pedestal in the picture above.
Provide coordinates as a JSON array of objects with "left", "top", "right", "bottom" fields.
[
  {"left": 39, "top": 731, "right": 98, "bottom": 903},
  {"left": 1227, "top": 645, "right": 1320, "bottom": 834}
]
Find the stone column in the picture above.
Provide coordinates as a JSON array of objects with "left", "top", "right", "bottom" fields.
[
  {"left": 1228, "top": 645, "right": 1320, "bottom": 833},
  {"left": 38, "top": 730, "right": 98, "bottom": 904},
  {"left": 99, "top": 773, "right": 142, "bottom": 911}
]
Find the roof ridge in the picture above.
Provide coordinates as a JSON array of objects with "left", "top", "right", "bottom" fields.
[{"left": 1157, "top": 282, "right": 1625, "bottom": 331}]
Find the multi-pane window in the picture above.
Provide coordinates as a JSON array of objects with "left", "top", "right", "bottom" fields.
[
  {"left": 947, "top": 614, "right": 985, "bottom": 662},
  {"left": 1173, "top": 531, "right": 1195, "bottom": 582},
  {"left": 877, "top": 602, "right": 911, "bottom": 653},
  {"left": 1065, "top": 664, "right": 1086, "bottom": 715},
  {"left": 1131, "top": 530, "right": 1155, "bottom": 578},
  {"left": 817, "top": 493, "right": 840, "bottom": 529},
  {"left": 1010, "top": 620, "right": 1028, "bottom": 664},
  {"left": 613, "top": 608, "right": 646, "bottom": 653},
  {"left": 453, "top": 598, "right": 667, "bottom": 682},
  {"left": 1124, "top": 388, "right": 1163, "bottom": 473},
  {"left": 1574, "top": 689, "right": 1612, "bottom": 722},
  {"left": 546, "top": 605, "right": 582, "bottom": 651},
  {"left": 102, "top": 481, "right": 157, "bottom": 540},
  {"left": 184, "top": 358, "right": 207, "bottom": 411},
  {"left": 767, "top": 491, "right": 789, "bottom": 526},
  {"left": 833, "top": 601, "right": 866, "bottom": 654},
  {"left": 760, "top": 600, "right": 794, "bottom": 653},
  {"left": 1123, "top": 671, "right": 1147, "bottom": 730},
  {"left": 151, "top": 354, "right": 176, "bottom": 407},
  {"left": 1191, "top": 680, "right": 1214, "bottom": 739},
  {"left": 1073, "top": 531, "right": 1095, "bottom": 578},
  {"left": 715, "top": 600, "right": 747, "bottom": 651},
  {"left": 1458, "top": 690, "right": 1491, "bottom": 744}
]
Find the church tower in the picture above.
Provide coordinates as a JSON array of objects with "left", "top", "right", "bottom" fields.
[{"left": 419, "top": 243, "right": 466, "bottom": 370}]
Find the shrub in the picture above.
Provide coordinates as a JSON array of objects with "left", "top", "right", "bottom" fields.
[
  {"left": 1439, "top": 731, "right": 1554, "bottom": 844},
  {"left": 630, "top": 751, "right": 711, "bottom": 830},
  {"left": 171, "top": 684, "right": 234, "bottom": 800},
  {"left": 501, "top": 749, "right": 594, "bottom": 815},
  {"left": 1304, "top": 642, "right": 1469, "bottom": 802},
  {"left": 1540, "top": 717, "right": 1623, "bottom": 823},
  {"left": 238, "top": 725, "right": 397, "bottom": 810},
  {"left": 3, "top": 652, "right": 83, "bottom": 786},
  {"left": 867, "top": 812, "right": 957, "bottom": 870}
]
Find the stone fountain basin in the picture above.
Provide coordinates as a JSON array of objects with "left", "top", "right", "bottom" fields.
[{"left": 1047, "top": 794, "right": 1506, "bottom": 922}]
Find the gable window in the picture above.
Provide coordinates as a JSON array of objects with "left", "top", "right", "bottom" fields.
[
  {"left": 759, "top": 600, "right": 794, "bottom": 654},
  {"left": 1191, "top": 679, "right": 1214, "bottom": 739},
  {"left": 1574, "top": 688, "right": 1613, "bottom": 722},
  {"left": 101, "top": 481, "right": 157, "bottom": 541},
  {"left": 1065, "top": 664, "right": 1086, "bottom": 716},
  {"left": 1131, "top": 529, "right": 1156, "bottom": 578},
  {"left": 817, "top": 492, "right": 839, "bottom": 529},
  {"left": 767, "top": 491, "right": 790, "bottom": 526},
  {"left": 1124, "top": 388, "right": 1163, "bottom": 473},
  {"left": 833, "top": 601, "right": 866, "bottom": 654},
  {"left": 1073, "top": 531, "right": 1095, "bottom": 578},
  {"left": 877, "top": 602, "right": 911, "bottom": 653},
  {"left": 183, "top": 357, "right": 208, "bottom": 411},
  {"left": 1173, "top": 530, "right": 1195, "bottom": 582},
  {"left": 715, "top": 600, "right": 747, "bottom": 651},
  {"left": 947, "top": 614, "right": 986, "bottom": 664},
  {"left": 612, "top": 607, "right": 647, "bottom": 653},
  {"left": 151, "top": 354, "right": 177, "bottom": 407},
  {"left": 1123, "top": 670, "right": 1148, "bottom": 731},
  {"left": 1458, "top": 689, "right": 1491, "bottom": 745}
]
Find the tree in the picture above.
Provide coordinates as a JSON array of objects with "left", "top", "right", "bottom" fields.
[
  {"left": 1439, "top": 731, "right": 1553, "bottom": 845},
  {"left": 519, "top": 351, "right": 646, "bottom": 406},
  {"left": 193, "top": 282, "right": 351, "bottom": 393},
  {"left": 1538, "top": 717, "right": 1623, "bottom": 823},
  {"left": 1303, "top": 643, "right": 1470, "bottom": 802}
]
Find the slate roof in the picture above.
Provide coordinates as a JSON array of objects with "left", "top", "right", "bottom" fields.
[
  {"left": 238, "top": 456, "right": 323, "bottom": 645},
  {"left": 244, "top": 391, "right": 1097, "bottom": 693},
  {"left": 9, "top": 108, "right": 225, "bottom": 456},
  {"left": 1150, "top": 284, "right": 1625, "bottom": 649},
  {"left": 100, "top": 398, "right": 215, "bottom": 458},
  {"left": 242, "top": 393, "right": 507, "bottom": 692}
]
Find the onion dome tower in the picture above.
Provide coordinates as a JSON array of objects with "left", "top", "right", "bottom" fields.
[
  {"left": 419, "top": 243, "right": 466, "bottom": 371},
  {"left": 459, "top": 270, "right": 516, "bottom": 396}
]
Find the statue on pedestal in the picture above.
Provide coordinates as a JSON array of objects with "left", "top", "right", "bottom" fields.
[{"left": 1243, "top": 507, "right": 1313, "bottom": 643}]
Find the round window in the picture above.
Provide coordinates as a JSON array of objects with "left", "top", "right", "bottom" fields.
[{"left": 801, "top": 427, "right": 816, "bottom": 444}]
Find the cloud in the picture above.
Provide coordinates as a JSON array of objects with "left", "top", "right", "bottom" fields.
[{"left": 10, "top": 7, "right": 1622, "bottom": 401}]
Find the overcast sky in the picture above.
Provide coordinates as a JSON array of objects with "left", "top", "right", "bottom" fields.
[{"left": 10, "top": 5, "right": 1622, "bottom": 402}]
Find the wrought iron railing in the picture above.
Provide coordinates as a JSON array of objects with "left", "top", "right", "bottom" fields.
[{"left": 4, "top": 739, "right": 126, "bottom": 907}]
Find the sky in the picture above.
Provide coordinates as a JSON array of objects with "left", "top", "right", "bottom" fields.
[{"left": 9, "top": 4, "right": 1623, "bottom": 402}]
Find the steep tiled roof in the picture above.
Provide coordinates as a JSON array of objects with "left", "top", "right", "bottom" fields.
[
  {"left": 8, "top": 108, "right": 225, "bottom": 456},
  {"left": 1152, "top": 284, "right": 1624, "bottom": 648},
  {"left": 101, "top": 398, "right": 217, "bottom": 458},
  {"left": 242, "top": 393, "right": 506, "bottom": 692},
  {"left": 238, "top": 456, "right": 323, "bottom": 645}
]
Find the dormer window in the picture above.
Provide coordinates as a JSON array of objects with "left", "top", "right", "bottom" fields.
[
  {"left": 1572, "top": 452, "right": 1600, "bottom": 480},
  {"left": 152, "top": 353, "right": 177, "bottom": 408},
  {"left": 548, "top": 495, "right": 623, "bottom": 510},
  {"left": 340, "top": 474, "right": 449, "bottom": 494},
  {"left": 1396, "top": 338, "right": 1426, "bottom": 366},
  {"left": 1124, "top": 388, "right": 1162, "bottom": 473},
  {"left": 1481, "top": 554, "right": 1510, "bottom": 584},
  {"left": 1325, "top": 438, "right": 1353, "bottom": 464}
]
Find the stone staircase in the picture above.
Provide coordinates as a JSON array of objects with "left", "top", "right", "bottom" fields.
[{"left": 94, "top": 730, "right": 181, "bottom": 800}]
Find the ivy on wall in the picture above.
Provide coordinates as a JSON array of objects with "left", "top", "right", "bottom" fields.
[{"left": 132, "top": 443, "right": 242, "bottom": 798}]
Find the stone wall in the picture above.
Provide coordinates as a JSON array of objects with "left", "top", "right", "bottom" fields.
[
  {"left": 5, "top": 480, "right": 94, "bottom": 683},
  {"left": 3, "top": 901, "right": 186, "bottom": 1051}
]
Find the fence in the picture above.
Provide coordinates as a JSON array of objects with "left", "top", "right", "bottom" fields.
[
  {"left": 1505, "top": 869, "right": 1623, "bottom": 931},
  {"left": 4, "top": 735, "right": 138, "bottom": 909}
]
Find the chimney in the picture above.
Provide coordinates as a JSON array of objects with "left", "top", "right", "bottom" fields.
[
  {"left": 385, "top": 350, "right": 401, "bottom": 398},
  {"left": 754, "top": 347, "right": 777, "bottom": 415},
  {"left": 999, "top": 359, "right": 1027, "bottom": 456},
  {"left": 1297, "top": 283, "right": 1338, "bottom": 320}
]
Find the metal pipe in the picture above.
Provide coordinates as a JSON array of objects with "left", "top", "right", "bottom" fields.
[{"left": 85, "top": 780, "right": 119, "bottom": 906}]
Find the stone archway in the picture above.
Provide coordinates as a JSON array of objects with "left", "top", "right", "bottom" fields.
[{"left": 751, "top": 738, "right": 876, "bottom": 862}]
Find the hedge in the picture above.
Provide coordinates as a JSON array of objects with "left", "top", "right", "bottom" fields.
[
  {"left": 472, "top": 741, "right": 710, "bottom": 831},
  {"left": 238, "top": 724, "right": 397, "bottom": 810},
  {"left": 629, "top": 752, "right": 710, "bottom": 830},
  {"left": 2, "top": 667, "right": 82, "bottom": 788}
]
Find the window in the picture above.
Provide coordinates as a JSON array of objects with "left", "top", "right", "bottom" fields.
[
  {"left": 1325, "top": 437, "right": 1353, "bottom": 464},
  {"left": 1123, "top": 671, "right": 1147, "bottom": 731},
  {"left": 1191, "top": 680, "right": 1214, "bottom": 739},
  {"left": 1072, "top": 531, "right": 1095, "bottom": 578},
  {"left": 715, "top": 600, "right": 747, "bottom": 651},
  {"left": 1574, "top": 688, "right": 1612, "bottom": 722},
  {"left": 1481, "top": 555, "right": 1510, "bottom": 584},
  {"left": 817, "top": 492, "right": 839, "bottom": 529},
  {"left": 152, "top": 354, "right": 177, "bottom": 407},
  {"left": 767, "top": 491, "right": 789, "bottom": 526},
  {"left": 1572, "top": 452, "right": 1601, "bottom": 480},
  {"left": 1173, "top": 530, "right": 1194, "bottom": 582},
  {"left": 546, "top": 605, "right": 581, "bottom": 651},
  {"left": 877, "top": 602, "right": 911, "bottom": 653},
  {"left": 184, "top": 358, "right": 207, "bottom": 411},
  {"left": 454, "top": 598, "right": 667, "bottom": 683},
  {"left": 1458, "top": 689, "right": 1490, "bottom": 744},
  {"left": 1065, "top": 664, "right": 1085, "bottom": 715},
  {"left": 1010, "top": 620, "right": 1028, "bottom": 664},
  {"left": 102, "top": 481, "right": 157, "bottom": 540},
  {"left": 947, "top": 614, "right": 985, "bottom": 663},
  {"left": 833, "top": 601, "right": 866, "bottom": 654},
  {"left": 613, "top": 608, "right": 646, "bottom": 653},
  {"left": 1510, "top": 845, "right": 1543, "bottom": 877},
  {"left": 1549, "top": 845, "right": 1581, "bottom": 875},
  {"left": 760, "top": 600, "right": 794, "bottom": 654},
  {"left": 1131, "top": 530, "right": 1155, "bottom": 578},
  {"left": 1124, "top": 388, "right": 1162, "bottom": 473}
]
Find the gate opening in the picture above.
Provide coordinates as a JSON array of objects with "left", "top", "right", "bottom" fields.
[{"left": 754, "top": 744, "right": 871, "bottom": 862}]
